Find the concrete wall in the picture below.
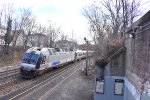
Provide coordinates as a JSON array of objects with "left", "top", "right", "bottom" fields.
[
  {"left": 95, "top": 11, "right": 150, "bottom": 100},
  {"left": 95, "top": 63, "right": 124, "bottom": 100},
  {"left": 124, "top": 77, "right": 150, "bottom": 100},
  {"left": 94, "top": 75, "right": 150, "bottom": 100},
  {"left": 124, "top": 78, "right": 141, "bottom": 100},
  {"left": 125, "top": 10, "right": 150, "bottom": 98},
  {"left": 94, "top": 76, "right": 124, "bottom": 100},
  {"left": 95, "top": 63, "right": 150, "bottom": 100},
  {"left": 110, "top": 51, "right": 125, "bottom": 76},
  {"left": 124, "top": 87, "right": 136, "bottom": 100},
  {"left": 141, "top": 94, "right": 150, "bottom": 100}
]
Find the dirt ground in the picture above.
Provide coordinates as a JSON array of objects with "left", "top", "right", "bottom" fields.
[{"left": 44, "top": 67, "right": 95, "bottom": 100}]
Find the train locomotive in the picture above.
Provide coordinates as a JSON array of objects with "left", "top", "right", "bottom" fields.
[{"left": 20, "top": 47, "right": 88, "bottom": 78}]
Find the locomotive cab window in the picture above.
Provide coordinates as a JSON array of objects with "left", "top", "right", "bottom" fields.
[{"left": 22, "top": 53, "right": 39, "bottom": 65}]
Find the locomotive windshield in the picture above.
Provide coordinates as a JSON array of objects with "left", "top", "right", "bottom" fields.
[{"left": 22, "top": 53, "right": 39, "bottom": 65}]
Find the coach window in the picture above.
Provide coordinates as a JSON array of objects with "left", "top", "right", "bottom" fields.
[
  {"left": 40, "top": 54, "right": 45, "bottom": 64},
  {"left": 52, "top": 49, "right": 56, "bottom": 55},
  {"left": 42, "top": 56, "right": 46, "bottom": 64},
  {"left": 48, "top": 49, "right": 52, "bottom": 55}
]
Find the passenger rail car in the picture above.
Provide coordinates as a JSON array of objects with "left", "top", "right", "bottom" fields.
[
  {"left": 20, "top": 47, "right": 92, "bottom": 78},
  {"left": 20, "top": 47, "right": 75, "bottom": 78},
  {"left": 75, "top": 50, "right": 86, "bottom": 61},
  {"left": 75, "top": 50, "right": 93, "bottom": 60}
]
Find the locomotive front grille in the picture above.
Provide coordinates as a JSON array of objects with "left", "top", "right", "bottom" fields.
[{"left": 20, "top": 69, "right": 36, "bottom": 78}]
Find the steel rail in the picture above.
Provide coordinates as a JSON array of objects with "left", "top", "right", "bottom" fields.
[
  {"left": 8, "top": 62, "right": 82, "bottom": 100},
  {"left": 0, "top": 60, "right": 83, "bottom": 99}
]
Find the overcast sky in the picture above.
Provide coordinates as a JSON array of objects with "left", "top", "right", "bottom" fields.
[{"left": 0, "top": 0, "right": 150, "bottom": 44}]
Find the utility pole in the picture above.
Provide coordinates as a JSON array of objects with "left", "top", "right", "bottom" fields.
[{"left": 84, "top": 37, "right": 88, "bottom": 75}]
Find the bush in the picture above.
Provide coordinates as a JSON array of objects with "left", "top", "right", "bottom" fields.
[
  {"left": 94, "top": 38, "right": 124, "bottom": 66},
  {"left": 0, "top": 46, "right": 25, "bottom": 67}
]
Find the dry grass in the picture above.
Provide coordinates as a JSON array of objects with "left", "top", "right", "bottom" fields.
[
  {"left": 87, "top": 64, "right": 95, "bottom": 75},
  {"left": 80, "top": 64, "right": 95, "bottom": 76},
  {"left": 0, "top": 50, "right": 25, "bottom": 67},
  {"left": 94, "top": 38, "right": 124, "bottom": 66}
]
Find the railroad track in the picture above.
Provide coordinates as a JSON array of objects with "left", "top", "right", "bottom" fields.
[
  {"left": 0, "top": 68, "right": 20, "bottom": 86},
  {"left": 0, "top": 60, "right": 84, "bottom": 99}
]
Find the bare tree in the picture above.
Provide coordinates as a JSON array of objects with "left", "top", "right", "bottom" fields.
[
  {"left": 11, "top": 18, "right": 19, "bottom": 51},
  {"left": 4, "top": 17, "right": 13, "bottom": 54},
  {"left": 83, "top": 0, "right": 141, "bottom": 58},
  {"left": 12, "top": 8, "right": 31, "bottom": 49},
  {"left": 61, "top": 33, "right": 68, "bottom": 41},
  {"left": 35, "top": 24, "right": 46, "bottom": 34},
  {"left": 47, "top": 23, "right": 61, "bottom": 47},
  {"left": 83, "top": 4, "right": 111, "bottom": 56},
  {"left": 57, "top": 33, "right": 68, "bottom": 50},
  {"left": 33, "top": 24, "right": 46, "bottom": 47},
  {"left": 121, "top": 0, "right": 141, "bottom": 32},
  {"left": 2, "top": 3, "right": 15, "bottom": 54},
  {"left": 70, "top": 31, "right": 78, "bottom": 50},
  {"left": 23, "top": 12, "right": 37, "bottom": 49},
  {"left": 0, "top": 4, "right": 34, "bottom": 54},
  {"left": 102, "top": 0, "right": 141, "bottom": 38}
]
